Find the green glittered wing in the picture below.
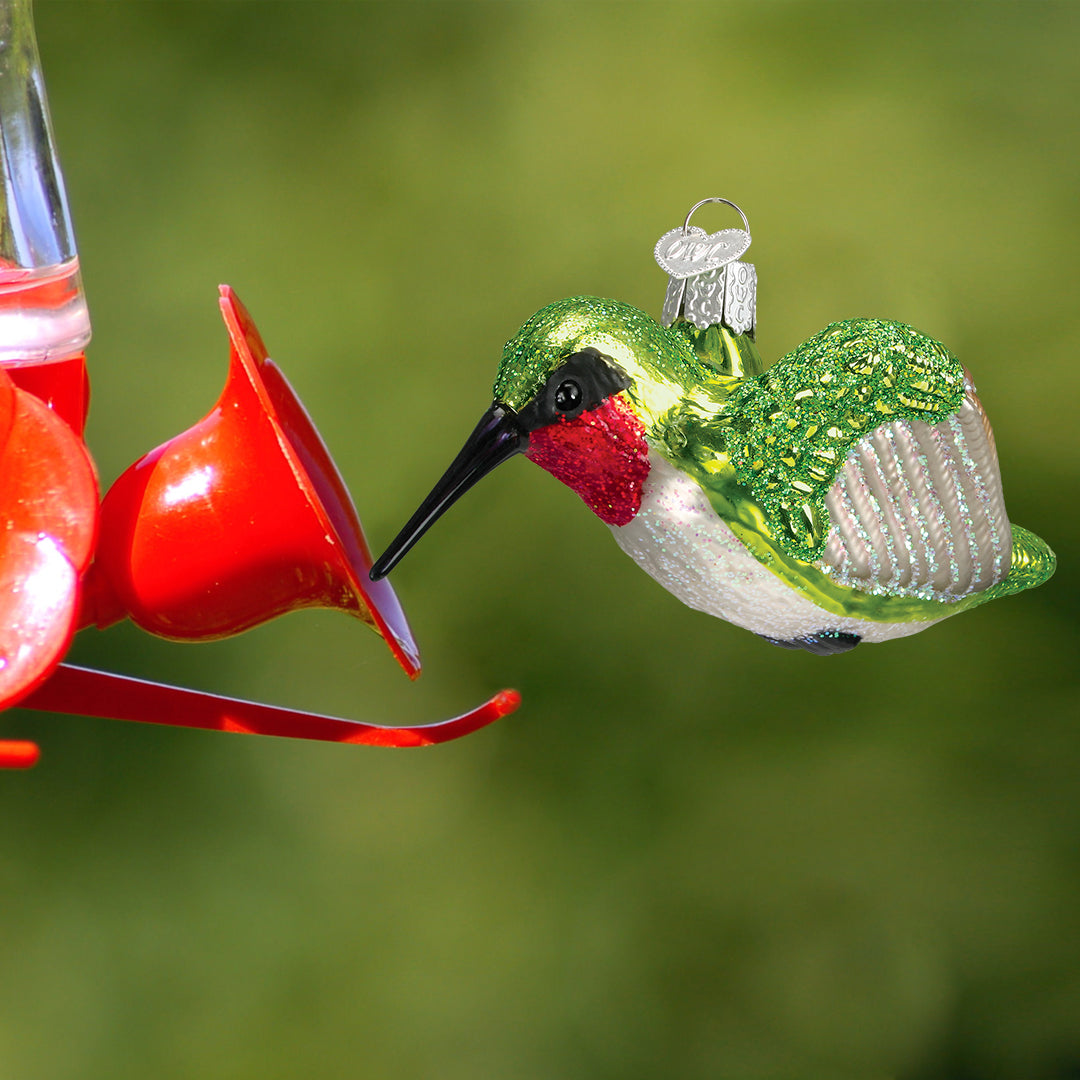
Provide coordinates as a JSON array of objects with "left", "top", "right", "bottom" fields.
[{"left": 720, "top": 319, "right": 967, "bottom": 562}]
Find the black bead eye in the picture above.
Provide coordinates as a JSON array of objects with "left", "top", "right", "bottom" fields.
[{"left": 554, "top": 380, "right": 582, "bottom": 412}]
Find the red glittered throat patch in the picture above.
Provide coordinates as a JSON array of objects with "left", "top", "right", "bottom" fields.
[{"left": 524, "top": 394, "right": 650, "bottom": 526}]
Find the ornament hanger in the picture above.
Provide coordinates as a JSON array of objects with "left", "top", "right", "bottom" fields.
[
  {"left": 682, "top": 196, "right": 751, "bottom": 237},
  {"left": 657, "top": 196, "right": 757, "bottom": 332}
]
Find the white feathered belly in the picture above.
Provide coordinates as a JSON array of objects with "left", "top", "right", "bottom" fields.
[
  {"left": 611, "top": 374, "right": 1015, "bottom": 645},
  {"left": 611, "top": 376, "right": 1013, "bottom": 644},
  {"left": 610, "top": 453, "right": 939, "bottom": 643}
]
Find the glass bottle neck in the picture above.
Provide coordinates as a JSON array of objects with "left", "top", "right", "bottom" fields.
[{"left": 0, "top": 0, "right": 90, "bottom": 362}]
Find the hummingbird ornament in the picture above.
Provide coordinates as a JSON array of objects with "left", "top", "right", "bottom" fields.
[{"left": 371, "top": 199, "right": 1055, "bottom": 654}]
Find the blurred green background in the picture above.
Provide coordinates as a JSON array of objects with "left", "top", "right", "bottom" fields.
[{"left": 2, "top": 2, "right": 1078, "bottom": 1078}]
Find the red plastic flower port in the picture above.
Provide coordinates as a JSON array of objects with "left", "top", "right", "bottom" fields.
[{"left": 81, "top": 287, "right": 420, "bottom": 677}]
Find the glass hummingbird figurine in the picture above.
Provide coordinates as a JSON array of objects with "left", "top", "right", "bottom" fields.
[{"left": 371, "top": 198, "right": 1055, "bottom": 654}]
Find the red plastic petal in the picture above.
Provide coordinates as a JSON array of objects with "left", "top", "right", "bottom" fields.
[
  {"left": 5, "top": 353, "right": 90, "bottom": 436},
  {"left": 0, "top": 531, "right": 79, "bottom": 710},
  {"left": 218, "top": 286, "right": 419, "bottom": 676},
  {"left": 3, "top": 379, "right": 98, "bottom": 574},
  {"left": 0, "top": 372, "right": 98, "bottom": 710}
]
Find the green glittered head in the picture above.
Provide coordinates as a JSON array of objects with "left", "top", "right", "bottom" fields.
[
  {"left": 368, "top": 295, "right": 701, "bottom": 581},
  {"left": 493, "top": 296, "right": 700, "bottom": 424}
]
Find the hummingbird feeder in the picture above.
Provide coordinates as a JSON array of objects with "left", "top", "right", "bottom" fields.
[{"left": 0, "top": 0, "right": 519, "bottom": 769}]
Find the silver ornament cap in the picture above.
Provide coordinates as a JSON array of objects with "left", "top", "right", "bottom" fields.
[{"left": 656, "top": 197, "right": 757, "bottom": 335}]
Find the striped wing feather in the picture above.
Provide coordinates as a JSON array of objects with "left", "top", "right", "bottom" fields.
[{"left": 821, "top": 375, "right": 1012, "bottom": 600}]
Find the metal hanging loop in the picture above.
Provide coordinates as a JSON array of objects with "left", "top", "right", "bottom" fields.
[{"left": 682, "top": 196, "right": 750, "bottom": 239}]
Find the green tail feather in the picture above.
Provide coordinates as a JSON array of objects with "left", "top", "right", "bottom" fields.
[{"left": 964, "top": 525, "right": 1057, "bottom": 609}]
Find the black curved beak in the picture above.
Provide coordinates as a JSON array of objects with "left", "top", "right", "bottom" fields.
[{"left": 369, "top": 404, "right": 526, "bottom": 581}]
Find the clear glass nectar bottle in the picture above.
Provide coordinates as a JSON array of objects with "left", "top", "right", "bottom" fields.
[{"left": 0, "top": 0, "right": 90, "bottom": 429}]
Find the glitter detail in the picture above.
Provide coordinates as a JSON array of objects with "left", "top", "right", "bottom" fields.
[
  {"left": 946, "top": 390, "right": 1011, "bottom": 584},
  {"left": 720, "top": 319, "right": 966, "bottom": 562},
  {"left": 896, "top": 419, "right": 947, "bottom": 588},
  {"left": 494, "top": 297, "right": 700, "bottom": 418},
  {"left": 525, "top": 395, "right": 650, "bottom": 526},
  {"left": 924, "top": 424, "right": 963, "bottom": 590},
  {"left": 887, "top": 423, "right": 935, "bottom": 587},
  {"left": 817, "top": 387, "right": 1015, "bottom": 602}
]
